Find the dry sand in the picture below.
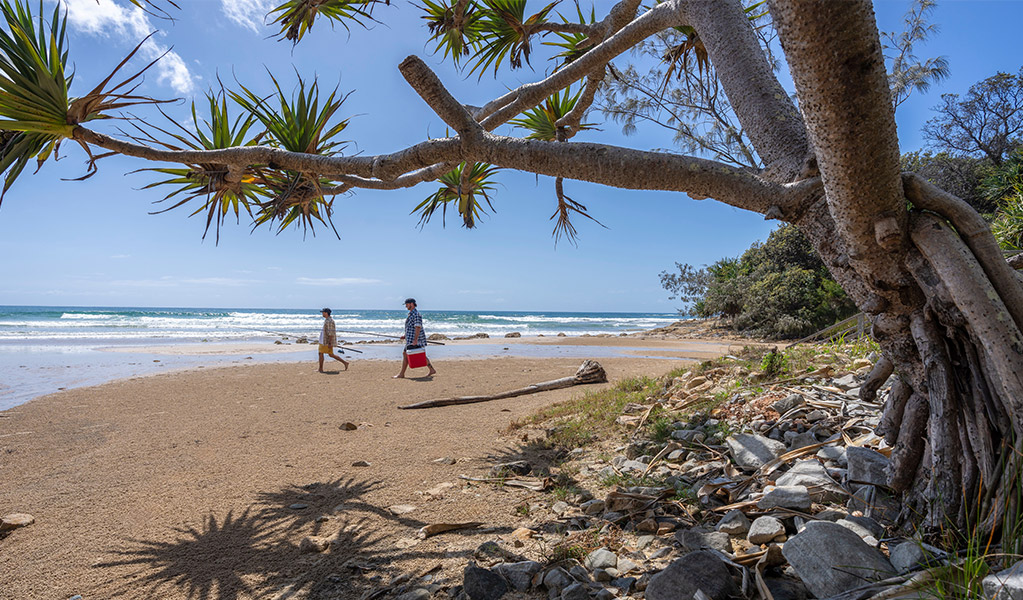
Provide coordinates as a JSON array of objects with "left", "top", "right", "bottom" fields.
[{"left": 0, "top": 338, "right": 744, "bottom": 599}]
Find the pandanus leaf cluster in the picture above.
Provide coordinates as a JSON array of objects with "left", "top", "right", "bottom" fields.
[
  {"left": 412, "top": 162, "right": 499, "bottom": 229},
  {"left": 268, "top": 0, "right": 389, "bottom": 44},
  {"left": 0, "top": 0, "right": 165, "bottom": 200}
]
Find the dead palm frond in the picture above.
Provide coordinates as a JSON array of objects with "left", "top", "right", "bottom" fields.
[{"left": 551, "top": 177, "right": 605, "bottom": 246}]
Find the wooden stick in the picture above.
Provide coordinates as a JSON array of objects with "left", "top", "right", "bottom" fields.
[{"left": 398, "top": 360, "right": 607, "bottom": 409}]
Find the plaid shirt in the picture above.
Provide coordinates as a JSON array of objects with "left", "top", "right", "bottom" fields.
[
  {"left": 404, "top": 308, "right": 424, "bottom": 348},
  {"left": 321, "top": 317, "right": 336, "bottom": 347}
]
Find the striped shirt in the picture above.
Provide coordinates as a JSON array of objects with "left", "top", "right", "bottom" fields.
[{"left": 405, "top": 308, "right": 424, "bottom": 348}]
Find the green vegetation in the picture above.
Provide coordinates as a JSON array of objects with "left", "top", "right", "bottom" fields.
[
  {"left": 660, "top": 224, "right": 859, "bottom": 339},
  {"left": 511, "top": 375, "right": 662, "bottom": 449}
]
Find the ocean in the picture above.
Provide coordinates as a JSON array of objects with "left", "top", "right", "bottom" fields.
[{"left": 0, "top": 306, "right": 682, "bottom": 409}]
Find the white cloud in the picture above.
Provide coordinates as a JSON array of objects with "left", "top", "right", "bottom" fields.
[
  {"left": 221, "top": 0, "right": 273, "bottom": 32},
  {"left": 61, "top": 0, "right": 196, "bottom": 94},
  {"left": 296, "top": 277, "right": 383, "bottom": 286}
]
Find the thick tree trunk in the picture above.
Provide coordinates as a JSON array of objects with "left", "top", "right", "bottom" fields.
[{"left": 763, "top": 0, "right": 1023, "bottom": 537}]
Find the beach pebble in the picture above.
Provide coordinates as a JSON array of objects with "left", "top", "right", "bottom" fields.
[
  {"left": 0, "top": 513, "right": 35, "bottom": 531},
  {"left": 288, "top": 503, "right": 308, "bottom": 510},
  {"left": 433, "top": 457, "right": 457, "bottom": 465},
  {"left": 351, "top": 461, "right": 371, "bottom": 467},
  {"left": 339, "top": 422, "right": 358, "bottom": 431},
  {"left": 388, "top": 505, "right": 417, "bottom": 515},
  {"left": 300, "top": 535, "right": 331, "bottom": 553}
]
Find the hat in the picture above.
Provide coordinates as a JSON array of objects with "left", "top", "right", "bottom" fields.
[
  {"left": 403, "top": 298, "right": 416, "bottom": 305},
  {"left": 321, "top": 307, "right": 332, "bottom": 315}
]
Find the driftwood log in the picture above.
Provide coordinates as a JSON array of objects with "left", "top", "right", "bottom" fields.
[{"left": 398, "top": 360, "right": 608, "bottom": 409}]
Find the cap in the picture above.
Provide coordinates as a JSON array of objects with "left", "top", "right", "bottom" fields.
[
  {"left": 403, "top": 298, "right": 416, "bottom": 305},
  {"left": 321, "top": 307, "right": 332, "bottom": 314}
]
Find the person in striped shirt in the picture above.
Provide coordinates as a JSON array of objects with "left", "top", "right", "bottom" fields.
[
  {"left": 318, "top": 308, "right": 349, "bottom": 373},
  {"left": 393, "top": 298, "right": 436, "bottom": 378}
]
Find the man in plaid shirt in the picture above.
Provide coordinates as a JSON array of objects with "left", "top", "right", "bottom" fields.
[
  {"left": 393, "top": 298, "right": 437, "bottom": 378},
  {"left": 318, "top": 308, "right": 350, "bottom": 373}
]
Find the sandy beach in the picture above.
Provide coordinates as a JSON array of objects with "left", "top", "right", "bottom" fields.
[{"left": 0, "top": 335, "right": 746, "bottom": 599}]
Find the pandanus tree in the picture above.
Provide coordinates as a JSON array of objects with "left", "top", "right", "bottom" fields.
[{"left": 1, "top": 0, "right": 1022, "bottom": 538}]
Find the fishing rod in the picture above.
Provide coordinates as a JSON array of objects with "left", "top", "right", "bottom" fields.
[
  {"left": 243, "top": 328, "right": 365, "bottom": 353},
  {"left": 335, "top": 329, "right": 446, "bottom": 346}
]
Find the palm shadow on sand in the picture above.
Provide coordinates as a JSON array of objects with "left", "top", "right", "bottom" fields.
[{"left": 94, "top": 477, "right": 476, "bottom": 600}]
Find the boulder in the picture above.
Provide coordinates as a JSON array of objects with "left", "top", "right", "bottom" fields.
[
  {"left": 726, "top": 433, "right": 787, "bottom": 469},
  {"left": 675, "top": 528, "right": 732, "bottom": 554},
  {"left": 0, "top": 513, "right": 35, "bottom": 531},
  {"left": 463, "top": 562, "right": 508, "bottom": 600},
  {"left": 584, "top": 547, "right": 618, "bottom": 570},
  {"left": 493, "top": 561, "right": 541, "bottom": 592},
  {"left": 983, "top": 559, "right": 1023, "bottom": 600},
  {"left": 504, "top": 332, "right": 521, "bottom": 338},
  {"left": 758, "top": 485, "right": 812, "bottom": 511},
  {"left": 847, "top": 447, "right": 890, "bottom": 487},
  {"left": 889, "top": 542, "right": 929, "bottom": 574},
  {"left": 775, "top": 459, "right": 844, "bottom": 502},
  {"left": 646, "top": 550, "right": 739, "bottom": 600},
  {"left": 748, "top": 516, "right": 786, "bottom": 545},
  {"left": 782, "top": 521, "right": 896, "bottom": 599},
  {"left": 716, "top": 509, "right": 751, "bottom": 535},
  {"left": 542, "top": 567, "right": 573, "bottom": 594},
  {"left": 560, "top": 583, "right": 590, "bottom": 600}
]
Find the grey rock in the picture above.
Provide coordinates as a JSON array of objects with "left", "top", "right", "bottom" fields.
[
  {"left": 619, "top": 460, "right": 647, "bottom": 473},
  {"left": 616, "top": 557, "right": 640, "bottom": 573},
  {"left": 666, "top": 449, "right": 688, "bottom": 461},
  {"left": 505, "top": 332, "right": 522, "bottom": 338},
  {"left": 396, "top": 589, "right": 432, "bottom": 600},
  {"left": 834, "top": 373, "right": 859, "bottom": 389},
  {"left": 560, "top": 583, "right": 590, "bottom": 600},
  {"left": 543, "top": 568, "right": 574, "bottom": 593},
  {"left": 726, "top": 433, "right": 787, "bottom": 469},
  {"left": 289, "top": 503, "right": 308, "bottom": 510},
  {"left": 889, "top": 542, "right": 928, "bottom": 574},
  {"left": 646, "top": 550, "right": 739, "bottom": 600},
  {"left": 593, "top": 568, "right": 613, "bottom": 582},
  {"left": 595, "top": 589, "right": 615, "bottom": 600},
  {"left": 805, "top": 409, "right": 828, "bottom": 422},
  {"left": 817, "top": 446, "right": 848, "bottom": 466},
  {"left": 836, "top": 518, "right": 878, "bottom": 546},
  {"left": 772, "top": 394, "right": 804, "bottom": 414},
  {"left": 763, "top": 578, "right": 810, "bottom": 600},
  {"left": 463, "top": 562, "right": 508, "bottom": 600},
  {"left": 581, "top": 499, "right": 606, "bottom": 515},
  {"left": 847, "top": 484, "right": 901, "bottom": 523},
  {"left": 747, "top": 516, "right": 786, "bottom": 545},
  {"left": 494, "top": 561, "right": 542, "bottom": 592},
  {"left": 611, "top": 577, "right": 636, "bottom": 593},
  {"left": 776, "top": 460, "right": 844, "bottom": 502},
  {"left": 433, "top": 456, "right": 457, "bottom": 465},
  {"left": 787, "top": 431, "right": 819, "bottom": 450},
  {"left": 782, "top": 521, "right": 896, "bottom": 598},
  {"left": 675, "top": 528, "right": 732, "bottom": 554},
  {"left": 585, "top": 547, "right": 619, "bottom": 570},
  {"left": 758, "top": 485, "right": 812, "bottom": 511},
  {"left": 552, "top": 501, "right": 571, "bottom": 517},
  {"left": 847, "top": 447, "right": 890, "bottom": 487},
  {"left": 569, "top": 565, "right": 590, "bottom": 581},
  {"left": 716, "top": 509, "right": 751, "bottom": 535},
  {"left": 648, "top": 546, "right": 672, "bottom": 560},
  {"left": 983, "top": 559, "right": 1023, "bottom": 599},
  {"left": 841, "top": 515, "right": 885, "bottom": 540}
]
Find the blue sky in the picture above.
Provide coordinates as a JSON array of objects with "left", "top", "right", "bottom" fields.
[{"left": 0, "top": 0, "right": 1019, "bottom": 312}]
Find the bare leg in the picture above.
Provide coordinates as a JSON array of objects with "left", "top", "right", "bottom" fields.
[
  {"left": 426, "top": 358, "right": 437, "bottom": 377},
  {"left": 318, "top": 352, "right": 325, "bottom": 373},
  {"left": 393, "top": 351, "right": 408, "bottom": 378},
  {"left": 329, "top": 351, "right": 350, "bottom": 370}
]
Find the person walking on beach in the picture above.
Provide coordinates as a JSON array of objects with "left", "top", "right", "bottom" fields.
[
  {"left": 394, "top": 298, "right": 436, "bottom": 378},
  {"left": 318, "top": 308, "right": 349, "bottom": 373}
]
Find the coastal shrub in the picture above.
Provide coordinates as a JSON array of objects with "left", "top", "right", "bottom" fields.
[{"left": 661, "top": 225, "right": 858, "bottom": 339}]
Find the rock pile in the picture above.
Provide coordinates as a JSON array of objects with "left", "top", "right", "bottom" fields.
[{"left": 426, "top": 349, "right": 989, "bottom": 600}]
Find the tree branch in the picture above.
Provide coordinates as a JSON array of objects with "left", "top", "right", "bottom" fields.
[{"left": 682, "top": 0, "right": 808, "bottom": 178}]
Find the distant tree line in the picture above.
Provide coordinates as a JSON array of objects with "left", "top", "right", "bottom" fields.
[{"left": 662, "top": 67, "right": 1023, "bottom": 339}]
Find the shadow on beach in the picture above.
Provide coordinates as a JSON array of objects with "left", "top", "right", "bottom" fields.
[{"left": 92, "top": 477, "right": 492, "bottom": 600}]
